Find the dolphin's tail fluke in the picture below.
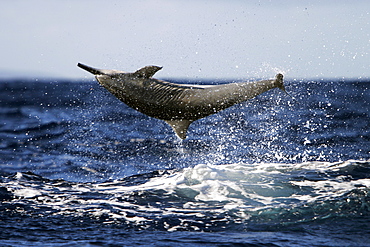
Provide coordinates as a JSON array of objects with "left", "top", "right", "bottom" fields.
[
  {"left": 275, "top": 73, "right": 294, "bottom": 99},
  {"left": 275, "top": 73, "right": 285, "bottom": 92},
  {"left": 77, "top": 63, "right": 105, "bottom": 75}
]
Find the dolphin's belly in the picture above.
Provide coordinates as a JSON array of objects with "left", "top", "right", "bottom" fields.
[
  {"left": 123, "top": 95, "right": 212, "bottom": 120},
  {"left": 100, "top": 77, "right": 275, "bottom": 122},
  {"left": 123, "top": 84, "right": 246, "bottom": 121}
]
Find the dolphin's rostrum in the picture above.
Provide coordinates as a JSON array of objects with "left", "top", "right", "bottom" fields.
[{"left": 78, "top": 63, "right": 286, "bottom": 139}]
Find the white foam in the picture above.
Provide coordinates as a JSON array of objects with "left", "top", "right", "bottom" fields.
[
  {"left": 13, "top": 188, "right": 42, "bottom": 198},
  {"left": 3, "top": 160, "right": 369, "bottom": 229}
]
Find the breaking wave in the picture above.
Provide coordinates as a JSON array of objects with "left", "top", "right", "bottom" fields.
[{"left": 2, "top": 160, "right": 369, "bottom": 233}]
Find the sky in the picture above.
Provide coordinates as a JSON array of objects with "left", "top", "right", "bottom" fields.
[{"left": 0, "top": 0, "right": 369, "bottom": 80}]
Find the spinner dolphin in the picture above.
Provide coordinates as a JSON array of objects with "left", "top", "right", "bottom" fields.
[{"left": 78, "top": 63, "right": 286, "bottom": 139}]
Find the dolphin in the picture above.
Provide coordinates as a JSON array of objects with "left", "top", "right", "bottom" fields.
[{"left": 78, "top": 63, "right": 286, "bottom": 139}]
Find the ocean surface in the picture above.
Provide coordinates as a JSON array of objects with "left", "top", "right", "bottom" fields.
[{"left": 0, "top": 77, "right": 369, "bottom": 246}]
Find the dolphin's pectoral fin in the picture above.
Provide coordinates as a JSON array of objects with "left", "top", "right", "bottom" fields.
[
  {"left": 133, "top": 66, "right": 163, "bottom": 78},
  {"left": 165, "top": 120, "right": 193, "bottom": 139}
]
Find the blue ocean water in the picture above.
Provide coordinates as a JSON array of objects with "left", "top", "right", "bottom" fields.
[{"left": 0, "top": 77, "right": 369, "bottom": 246}]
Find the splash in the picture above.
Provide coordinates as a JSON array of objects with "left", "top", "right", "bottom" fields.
[{"left": 2, "top": 160, "right": 369, "bottom": 231}]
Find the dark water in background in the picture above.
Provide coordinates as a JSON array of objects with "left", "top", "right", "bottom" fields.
[{"left": 0, "top": 77, "right": 369, "bottom": 246}]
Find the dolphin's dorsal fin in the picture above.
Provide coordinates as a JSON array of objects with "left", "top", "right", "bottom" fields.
[
  {"left": 133, "top": 66, "right": 162, "bottom": 78},
  {"left": 165, "top": 120, "right": 193, "bottom": 139}
]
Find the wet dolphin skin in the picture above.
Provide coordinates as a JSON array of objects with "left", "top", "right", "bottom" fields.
[{"left": 78, "top": 63, "right": 286, "bottom": 139}]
